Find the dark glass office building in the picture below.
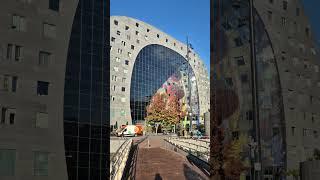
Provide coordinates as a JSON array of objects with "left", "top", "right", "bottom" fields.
[
  {"left": 63, "top": 0, "right": 109, "bottom": 179},
  {"left": 130, "top": 44, "right": 200, "bottom": 125}
]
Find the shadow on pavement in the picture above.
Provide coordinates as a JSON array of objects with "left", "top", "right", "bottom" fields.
[
  {"left": 154, "top": 173, "right": 163, "bottom": 180},
  {"left": 122, "top": 137, "right": 148, "bottom": 180},
  {"left": 122, "top": 144, "right": 138, "bottom": 180}
]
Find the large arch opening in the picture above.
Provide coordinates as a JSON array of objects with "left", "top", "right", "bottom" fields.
[{"left": 130, "top": 44, "right": 200, "bottom": 125}]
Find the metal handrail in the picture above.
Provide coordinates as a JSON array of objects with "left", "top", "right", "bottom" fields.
[
  {"left": 166, "top": 137, "right": 210, "bottom": 162},
  {"left": 168, "top": 137, "right": 210, "bottom": 149},
  {"left": 110, "top": 138, "right": 133, "bottom": 180}
]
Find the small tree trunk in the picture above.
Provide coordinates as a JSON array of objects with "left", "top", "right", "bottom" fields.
[{"left": 155, "top": 124, "right": 158, "bottom": 135}]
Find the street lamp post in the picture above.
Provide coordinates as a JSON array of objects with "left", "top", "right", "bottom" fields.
[{"left": 186, "top": 36, "right": 193, "bottom": 134}]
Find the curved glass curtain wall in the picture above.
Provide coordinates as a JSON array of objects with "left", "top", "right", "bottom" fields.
[
  {"left": 130, "top": 44, "right": 199, "bottom": 125},
  {"left": 217, "top": 0, "right": 286, "bottom": 178},
  {"left": 63, "top": 0, "right": 109, "bottom": 179}
]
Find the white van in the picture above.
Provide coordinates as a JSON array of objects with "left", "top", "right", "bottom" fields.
[{"left": 117, "top": 125, "right": 137, "bottom": 137}]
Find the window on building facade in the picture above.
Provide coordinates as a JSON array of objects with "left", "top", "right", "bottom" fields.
[
  {"left": 39, "top": 51, "right": 51, "bottom": 66},
  {"left": 49, "top": 0, "right": 59, "bottom": 11},
  {"left": 240, "top": 74, "right": 248, "bottom": 83},
  {"left": 121, "top": 41, "right": 126, "bottom": 46},
  {"left": 115, "top": 57, "right": 120, "bottom": 62},
  {"left": 1, "top": 108, "right": 6, "bottom": 124},
  {"left": 7, "top": 44, "right": 23, "bottom": 61},
  {"left": 121, "top": 87, "right": 125, "bottom": 92},
  {"left": 125, "top": 26, "right": 129, "bottom": 30},
  {"left": 11, "top": 76, "right": 17, "bottom": 92},
  {"left": 314, "top": 131, "right": 318, "bottom": 139},
  {"left": 117, "top": 48, "right": 122, "bottom": 54},
  {"left": 111, "top": 75, "right": 117, "bottom": 81},
  {"left": 312, "top": 113, "right": 315, "bottom": 123},
  {"left": 283, "top": 1, "right": 288, "bottom": 10},
  {"left": 125, "top": 60, "right": 129, "bottom": 65},
  {"left": 157, "top": 34, "right": 160, "bottom": 38},
  {"left": 305, "top": 27, "right": 310, "bottom": 37},
  {"left": 166, "top": 39, "right": 168, "bottom": 42},
  {"left": 12, "top": 15, "right": 26, "bottom": 32},
  {"left": 6, "top": 44, "right": 13, "bottom": 59},
  {"left": 303, "top": 128, "right": 307, "bottom": 136},
  {"left": 246, "top": 110, "right": 253, "bottom": 120},
  {"left": 234, "top": 37, "right": 243, "bottom": 46},
  {"left": 131, "top": 45, "right": 134, "bottom": 50},
  {"left": 114, "top": 20, "right": 118, "bottom": 25},
  {"left": 136, "top": 31, "right": 139, "bottom": 35},
  {"left": 281, "top": 17, "right": 286, "bottom": 27},
  {"left": 43, "top": 23, "right": 56, "bottom": 38},
  {"left": 267, "top": 11, "right": 272, "bottom": 21},
  {"left": 226, "top": 77, "right": 233, "bottom": 87},
  {"left": 14, "top": 45, "right": 22, "bottom": 61},
  {"left": 136, "top": 23, "right": 139, "bottom": 27},
  {"left": 37, "top": 81, "right": 49, "bottom": 96},
  {"left": 116, "top": 30, "right": 120, "bottom": 35},
  {"left": 111, "top": 37, "right": 115, "bottom": 42},
  {"left": 128, "top": 52, "right": 132, "bottom": 57},
  {"left": 33, "top": 152, "right": 49, "bottom": 176},
  {"left": 3, "top": 75, "right": 9, "bottom": 91},
  {"left": 235, "top": 56, "right": 245, "bottom": 66},
  {"left": 0, "top": 149, "right": 16, "bottom": 176},
  {"left": 136, "top": 39, "right": 140, "bottom": 44},
  {"left": 147, "top": 28, "right": 150, "bottom": 32},
  {"left": 291, "top": 127, "right": 295, "bottom": 136},
  {"left": 35, "top": 112, "right": 48, "bottom": 128}
]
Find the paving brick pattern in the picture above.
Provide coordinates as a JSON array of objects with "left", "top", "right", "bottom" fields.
[{"left": 134, "top": 136, "right": 209, "bottom": 180}]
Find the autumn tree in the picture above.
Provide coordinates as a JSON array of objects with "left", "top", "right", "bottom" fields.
[
  {"left": 145, "top": 92, "right": 167, "bottom": 134},
  {"left": 222, "top": 139, "right": 249, "bottom": 180}
]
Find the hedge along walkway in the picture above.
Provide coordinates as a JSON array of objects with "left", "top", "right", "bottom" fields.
[{"left": 134, "top": 135, "right": 209, "bottom": 180}]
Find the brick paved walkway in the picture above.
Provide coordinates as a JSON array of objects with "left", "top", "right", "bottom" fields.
[{"left": 134, "top": 136, "right": 209, "bottom": 180}]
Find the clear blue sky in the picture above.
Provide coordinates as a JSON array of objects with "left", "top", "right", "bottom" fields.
[
  {"left": 110, "top": 0, "right": 210, "bottom": 73},
  {"left": 302, "top": 0, "right": 320, "bottom": 45}
]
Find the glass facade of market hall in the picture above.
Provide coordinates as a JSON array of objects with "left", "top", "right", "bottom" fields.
[
  {"left": 130, "top": 44, "right": 200, "bottom": 125},
  {"left": 63, "top": 0, "right": 109, "bottom": 179}
]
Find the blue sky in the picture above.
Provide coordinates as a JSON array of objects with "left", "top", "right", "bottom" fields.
[
  {"left": 302, "top": 0, "right": 320, "bottom": 45},
  {"left": 110, "top": 0, "right": 210, "bottom": 73}
]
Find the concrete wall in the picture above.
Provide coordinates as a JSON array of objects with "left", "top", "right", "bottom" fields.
[
  {"left": 0, "top": 1, "right": 78, "bottom": 180},
  {"left": 254, "top": 0, "right": 320, "bottom": 171},
  {"left": 300, "top": 160, "right": 320, "bottom": 180}
]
